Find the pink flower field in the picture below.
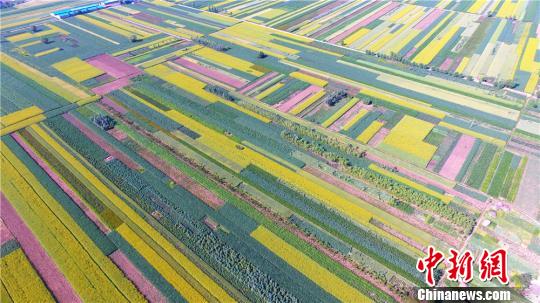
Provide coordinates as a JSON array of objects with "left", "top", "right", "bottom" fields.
[
  {"left": 414, "top": 9, "right": 444, "bottom": 30},
  {"left": 239, "top": 72, "right": 279, "bottom": 94},
  {"left": 92, "top": 77, "right": 131, "bottom": 95},
  {"left": 101, "top": 97, "right": 128, "bottom": 114},
  {"left": 439, "top": 58, "right": 454, "bottom": 71},
  {"left": 275, "top": 85, "right": 321, "bottom": 112},
  {"left": 439, "top": 135, "right": 476, "bottom": 181},
  {"left": 0, "top": 219, "right": 14, "bottom": 246},
  {"left": 12, "top": 133, "right": 111, "bottom": 234},
  {"left": 175, "top": 57, "right": 247, "bottom": 89},
  {"left": 110, "top": 250, "right": 166, "bottom": 303},
  {"left": 1, "top": 193, "right": 81, "bottom": 303},
  {"left": 87, "top": 54, "right": 141, "bottom": 79},
  {"left": 329, "top": 2, "right": 400, "bottom": 43},
  {"left": 368, "top": 127, "right": 389, "bottom": 147},
  {"left": 138, "top": 149, "right": 225, "bottom": 209},
  {"left": 328, "top": 102, "right": 364, "bottom": 131}
]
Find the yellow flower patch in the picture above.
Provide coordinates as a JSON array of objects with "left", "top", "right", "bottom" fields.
[
  {"left": 1, "top": 249, "right": 54, "bottom": 302},
  {"left": 289, "top": 71, "right": 327, "bottom": 87},
  {"left": 356, "top": 120, "right": 384, "bottom": 143},
  {"left": 194, "top": 47, "right": 264, "bottom": 77},
  {"left": 321, "top": 97, "right": 359, "bottom": 128},
  {"left": 52, "top": 57, "right": 104, "bottom": 82},
  {"left": 256, "top": 82, "right": 284, "bottom": 100},
  {"left": 251, "top": 226, "right": 370, "bottom": 303},
  {"left": 380, "top": 115, "right": 437, "bottom": 167},
  {"left": 1, "top": 106, "right": 43, "bottom": 127},
  {"left": 146, "top": 64, "right": 219, "bottom": 102},
  {"left": 342, "top": 109, "right": 368, "bottom": 130},
  {"left": 289, "top": 90, "right": 325, "bottom": 115}
]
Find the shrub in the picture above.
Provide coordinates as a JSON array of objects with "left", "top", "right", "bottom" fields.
[{"left": 92, "top": 114, "right": 116, "bottom": 131}]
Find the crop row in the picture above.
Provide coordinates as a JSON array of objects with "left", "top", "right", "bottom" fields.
[
  {"left": 241, "top": 164, "right": 423, "bottom": 285},
  {"left": 44, "top": 115, "right": 299, "bottom": 303},
  {"left": 2, "top": 138, "right": 142, "bottom": 302}
]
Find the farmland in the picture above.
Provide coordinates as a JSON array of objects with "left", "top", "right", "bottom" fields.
[{"left": 0, "top": 0, "right": 539, "bottom": 302}]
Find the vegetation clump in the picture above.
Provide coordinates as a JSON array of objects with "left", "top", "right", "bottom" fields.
[{"left": 92, "top": 114, "right": 116, "bottom": 131}]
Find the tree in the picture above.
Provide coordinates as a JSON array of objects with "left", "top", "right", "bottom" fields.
[
  {"left": 31, "top": 25, "right": 38, "bottom": 33},
  {"left": 92, "top": 114, "right": 116, "bottom": 131},
  {"left": 41, "top": 37, "right": 50, "bottom": 44},
  {"left": 257, "top": 51, "right": 267, "bottom": 59},
  {"left": 130, "top": 35, "right": 139, "bottom": 43}
]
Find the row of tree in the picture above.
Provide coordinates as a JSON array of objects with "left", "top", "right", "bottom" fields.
[{"left": 363, "top": 50, "right": 518, "bottom": 89}]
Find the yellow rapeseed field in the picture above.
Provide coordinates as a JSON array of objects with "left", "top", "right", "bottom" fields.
[
  {"left": 256, "top": 82, "right": 284, "bottom": 100},
  {"left": 289, "top": 71, "right": 328, "bottom": 87},
  {"left": 1, "top": 249, "right": 54, "bottom": 302},
  {"left": 0, "top": 106, "right": 43, "bottom": 127},
  {"left": 166, "top": 110, "right": 252, "bottom": 169},
  {"left": 387, "top": 29, "right": 422, "bottom": 54},
  {"left": 510, "top": 23, "right": 531, "bottom": 78},
  {"left": 455, "top": 57, "right": 470, "bottom": 73},
  {"left": 321, "top": 97, "right": 359, "bottom": 128},
  {"left": 438, "top": 122, "right": 506, "bottom": 146},
  {"left": 496, "top": 0, "right": 517, "bottom": 18},
  {"left": 117, "top": 224, "right": 206, "bottom": 302},
  {"left": 356, "top": 120, "right": 384, "bottom": 143},
  {"left": 211, "top": 22, "right": 308, "bottom": 58},
  {"left": 146, "top": 64, "right": 220, "bottom": 102},
  {"left": 380, "top": 115, "right": 437, "bottom": 167},
  {"left": 343, "top": 28, "right": 370, "bottom": 46},
  {"left": 163, "top": 107, "right": 432, "bottom": 247},
  {"left": 388, "top": 5, "right": 415, "bottom": 22},
  {"left": 220, "top": 100, "right": 272, "bottom": 122},
  {"left": 2, "top": 141, "right": 145, "bottom": 302},
  {"left": 34, "top": 47, "right": 61, "bottom": 57},
  {"left": 6, "top": 24, "right": 68, "bottom": 42},
  {"left": 342, "top": 109, "right": 368, "bottom": 130},
  {"left": 259, "top": 8, "right": 287, "bottom": 19},
  {"left": 2, "top": 53, "right": 88, "bottom": 101},
  {"left": 52, "top": 57, "right": 104, "bottom": 82},
  {"left": 165, "top": 109, "right": 374, "bottom": 224},
  {"left": 524, "top": 73, "right": 539, "bottom": 94},
  {"left": 413, "top": 25, "right": 460, "bottom": 65},
  {"left": 519, "top": 38, "right": 540, "bottom": 73},
  {"left": 77, "top": 15, "right": 134, "bottom": 37},
  {"left": 289, "top": 90, "right": 325, "bottom": 115},
  {"left": 251, "top": 226, "right": 371, "bottom": 303},
  {"left": 194, "top": 47, "right": 264, "bottom": 77},
  {"left": 29, "top": 125, "right": 233, "bottom": 302},
  {"left": 360, "top": 88, "right": 446, "bottom": 119},
  {"left": 1, "top": 151, "right": 128, "bottom": 302},
  {"left": 467, "top": 0, "right": 487, "bottom": 13}
]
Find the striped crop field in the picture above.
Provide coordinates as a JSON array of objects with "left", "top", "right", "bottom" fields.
[
  {"left": 0, "top": 0, "right": 538, "bottom": 301},
  {"left": 356, "top": 120, "right": 384, "bottom": 144},
  {"left": 251, "top": 225, "right": 371, "bottom": 302}
]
